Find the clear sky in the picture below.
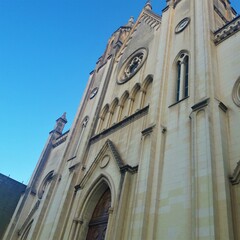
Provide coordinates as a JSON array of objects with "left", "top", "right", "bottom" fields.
[{"left": 0, "top": 0, "right": 240, "bottom": 184}]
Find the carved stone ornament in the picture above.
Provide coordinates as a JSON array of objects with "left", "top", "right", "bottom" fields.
[
  {"left": 117, "top": 48, "right": 148, "bottom": 84},
  {"left": 175, "top": 17, "right": 190, "bottom": 34},
  {"left": 232, "top": 77, "right": 240, "bottom": 107}
]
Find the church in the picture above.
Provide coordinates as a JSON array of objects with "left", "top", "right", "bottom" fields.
[{"left": 3, "top": 0, "right": 240, "bottom": 239}]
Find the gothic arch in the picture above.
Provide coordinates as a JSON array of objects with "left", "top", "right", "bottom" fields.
[
  {"left": 71, "top": 116, "right": 90, "bottom": 157},
  {"left": 109, "top": 98, "right": 119, "bottom": 113},
  {"left": 38, "top": 170, "right": 54, "bottom": 199},
  {"left": 173, "top": 50, "right": 190, "bottom": 102},
  {"left": 82, "top": 116, "right": 89, "bottom": 127},
  {"left": 142, "top": 75, "right": 153, "bottom": 107},
  {"left": 98, "top": 104, "right": 110, "bottom": 132},
  {"left": 174, "top": 50, "right": 189, "bottom": 63},
  {"left": 119, "top": 91, "right": 129, "bottom": 106},
  {"left": 119, "top": 91, "right": 129, "bottom": 120},
  {"left": 129, "top": 83, "right": 141, "bottom": 99},
  {"left": 142, "top": 74, "right": 153, "bottom": 92},
  {"left": 75, "top": 175, "right": 115, "bottom": 240},
  {"left": 130, "top": 83, "right": 141, "bottom": 114},
  {"left": 99, "top": 104, "right": 110, "bottom": 120},
  {"left": 20, "top": 219, "right": 33, "bottom": 240},
  {"left": 232, "top": 76, "right": 240, "bottom": 107},
  {"left": 109, "top": 98, "right": 119, "bottom": 126}
]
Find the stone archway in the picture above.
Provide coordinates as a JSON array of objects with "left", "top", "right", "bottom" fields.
[{"left": 86, "top": 188, "right": 111, "bottom": 240}]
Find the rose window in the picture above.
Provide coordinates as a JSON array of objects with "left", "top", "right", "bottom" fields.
[{"left": 117, "top": 48, "right": 148, "bottom": 84}]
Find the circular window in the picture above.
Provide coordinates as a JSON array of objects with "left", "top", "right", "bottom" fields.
[
  {"left": 90, "top": 87, "right": 98, "bottom": 99},
  {"left": 117, "top": 48, "right": 148, "bottom": 84},
  {"left": 232, "top": 78, "right": 240, "bottom": 107},
  {"left": 175, "top": 17, "right": 190, "bottom": 34}
]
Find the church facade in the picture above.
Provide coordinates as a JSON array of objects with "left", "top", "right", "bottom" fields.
[{"left": 4, "top": 0, "right": 240, "bottom": 239}]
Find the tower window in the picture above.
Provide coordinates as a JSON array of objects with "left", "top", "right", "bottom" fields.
[{"left": 176, "top": 52, "right": 189, "bottom": 102}]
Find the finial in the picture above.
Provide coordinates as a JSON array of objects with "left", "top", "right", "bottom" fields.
[
  {"left": 61, "top": 112, "right": 67, "bottom": 122},
  {"left": 126, "top": 16, "right": 134, "bottom": 27},
  {"left": 144, "top": 0, "right": 152, "bottom": 11}
]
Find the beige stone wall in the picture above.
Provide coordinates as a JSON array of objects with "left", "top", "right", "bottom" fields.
[{"left": 3, "top": 1, "right": 240, "bottom": 240}]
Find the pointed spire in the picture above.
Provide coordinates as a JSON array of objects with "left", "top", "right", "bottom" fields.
[
  {"left": 53, "top": 112, "right": 67, "bottom": 135},
  {"left": 126, "top": 16, "right": 134, "bottom": 27},
  {"left": 60, "top": 112, "right": 67, "bottom": 122},
  {"left": 144, "top": 0, "right": 152, "bottom": 11}
]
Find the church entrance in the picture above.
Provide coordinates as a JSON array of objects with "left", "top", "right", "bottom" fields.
[{"left": 86, "top": 188, "right": 111, "bottom": 240}]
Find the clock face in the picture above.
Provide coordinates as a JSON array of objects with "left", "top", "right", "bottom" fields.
[
  {"left": 90, "top": 87, "right": 98, "bottom": 99},
  {"left": 175, "top": 17, "right": 190, "bottom": 34}
]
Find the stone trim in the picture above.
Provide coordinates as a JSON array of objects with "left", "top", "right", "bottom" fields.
[
  {"left": 52, "top": 130, "right": 69, "bottom": 148},
  {"left": 74, "top": 139, "right": 138, "bottom": 192},
  {"left": 230, "top": 161, "right": 240, "bottom": 185},
  {"left": 218, "top": 102, "right": 228, "bottom": 112},
  {"left": 214, "top": 15, "right": 240, "bottom": 45},
  {"left": 141, "top": 124, "right": 155, "bottom": 137},
  {"left": 174, "top": 0, "right": 182, "bottom": 8},
  {"left": 119, "top": 165, "right": 138, "bottom": 174},
  {"left": 191, "top": 98, "right": 209, "bottom": 112},
  {"left": 141, "top": 11, "right": 161, "bottom": 30},
  {"left": 90, "top": 106, "right": 149, "bottom": 143},
  {"left": 214, "top": 5, "right": 228, "bottom": 24},
  {"left": 18, "top": 200, "right": 40, "bottom": 236}
]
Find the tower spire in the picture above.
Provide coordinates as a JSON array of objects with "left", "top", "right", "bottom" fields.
[
  {"left": 126, "top": 16, "right": 134, "bottom": 27},
  {"left": 52, "top": 112, "right": 67, "bottom": 135},
  {"left": 144, "top": 0, "right": 152, "bottom": 11}
]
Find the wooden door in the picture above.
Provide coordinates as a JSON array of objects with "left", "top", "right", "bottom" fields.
[{"left": 86, "top": 188, "right": 111, "bottom": 240}]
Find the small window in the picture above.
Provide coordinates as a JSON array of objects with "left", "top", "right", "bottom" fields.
[{"left": 175, "top": 52, "right": 189, "bottom": 102}]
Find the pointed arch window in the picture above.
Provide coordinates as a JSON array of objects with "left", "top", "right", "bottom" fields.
[{"left": 176, "top": 52, "right": 189, "bottom": 102}]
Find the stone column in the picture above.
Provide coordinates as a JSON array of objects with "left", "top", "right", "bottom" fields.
[
  {"left": 130, "top": 125, "right": 155, "bottom": 240},
  {"left": 126, "top": 97, "right": 134, "bottom": 117},
  {"left": 190, "top": 99, "right": 216, "bottom": 239},
  {"left": 179, "top": 61, "right": 186, "bottom": 100}
]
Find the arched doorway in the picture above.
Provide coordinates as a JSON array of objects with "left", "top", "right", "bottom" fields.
[{"left": 86, "top": 188, "right": 111, "bottom": 240}]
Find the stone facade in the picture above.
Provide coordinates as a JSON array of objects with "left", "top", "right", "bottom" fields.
[{"left": 3, "top": 0, "right": 240, "bottom": 239}]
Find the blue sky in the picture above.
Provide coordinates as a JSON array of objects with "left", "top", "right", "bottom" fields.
[{"left": 0, "top": 0, "right": 239, "bottom": 184}]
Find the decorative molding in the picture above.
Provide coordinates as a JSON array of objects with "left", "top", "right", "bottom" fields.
[
  {"left": 214, "top": 15, "right": 240, "bottom": 45},
  {"left": 191, "top": 98, "right": 210, "bottom": 112},
  {"left": 120, "top": 165, "right": 138, "bottom": 174},
  {"left": 173, "top": 0, "right": 182, "bottom": 8},
  {"left": 175, "top": 17, "right": 190, "bottom": 34},
  {"left": 168, "top": 96, "right": 189, "bottom": 108},
  {"left": 73, "top": 218, "right": 83, "bottom": 224},
  {"left": 141, "top": 11, "right": 161, "bottom": 31},
  {"left": 141, "top": 124, "right": 155, "bottom": 137},
  {"left": 230, "top": 161, "right": 240, "bottom": 185},
  {"left": 18, "top": 200, "right": 40, "bottom": 236},
  {"left": 69, "top": 163, "right": 80, "bottom": 172},
  {"left": 218, "top": 102, "right": 228, "bottom": 112},
  {"left": 52, "top": 131, "right": 69, "bottom": 148},
  {"left": 74, "top": 139, "right": 138, "bottom": 192},
  {"left": 117, "top": 48, "right": 148, "bottom": 84},
  {"left": 90, "top": 106, "right": 149, "bottom": 143},
  {"left": 232, "top": 77, "right": 240, "bottom": 107},
  {"left": 116, "top": 10, "right": 161, "bottom": 62},
  {"left": 214, "top": 5, "right": 228, "bottom": 24}
]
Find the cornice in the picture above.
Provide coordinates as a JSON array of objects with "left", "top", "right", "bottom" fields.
[
  {"left": 141, "top": 10, "right": 162, "bottom": 31},
  {"left": 52, "top": 131, "right": 69, "bottom": 148},
  {"left": 90, "top": 106, "right": 149, "bottom": 143},
  {"left": 214, "top": 15, "right": 240, "bottom": 45}
]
